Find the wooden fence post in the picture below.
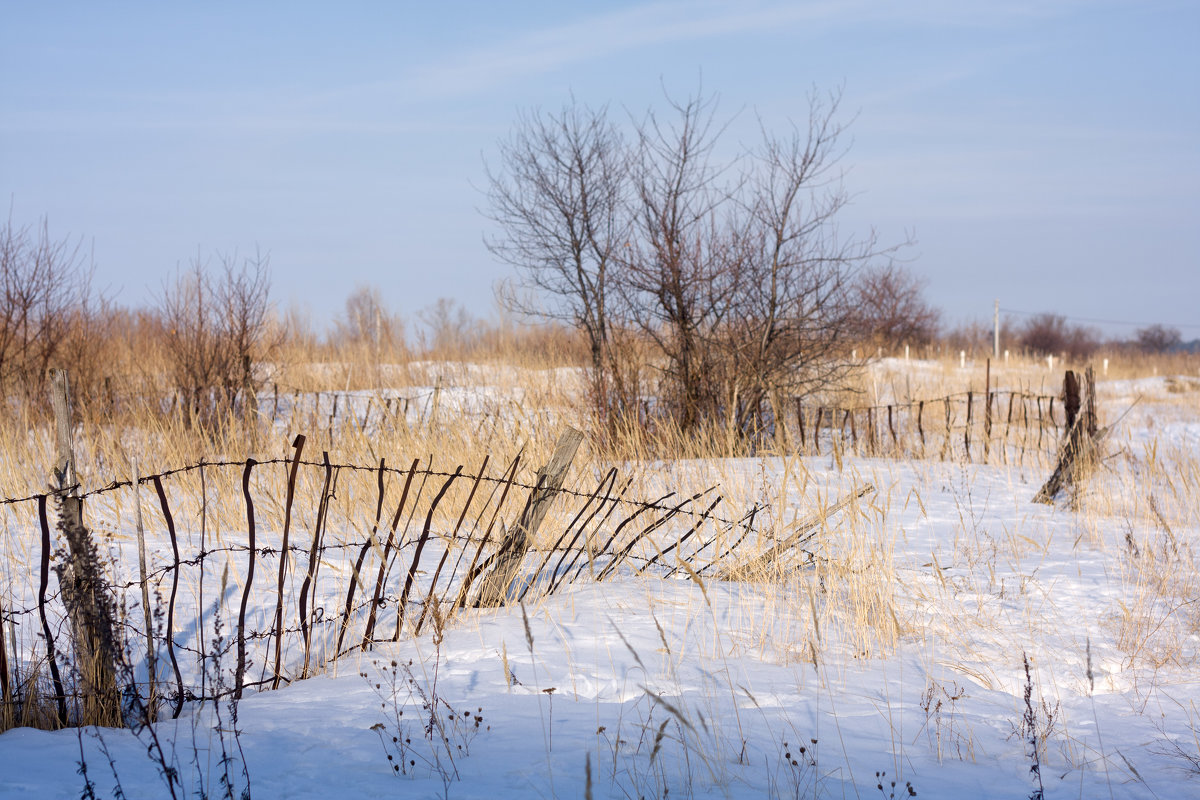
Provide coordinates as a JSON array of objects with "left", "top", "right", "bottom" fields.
[
  {"left": 983, "top": 358, "right": 992, "bottom": 461},
  {"left": 1034, "top": 364, "right": 1104, "bottom": 504},
  {"left": 235, "top": 459, "right": 258, "bottom": 701},
  {"left": 48, "top": 368, "right": 121, "bottom": 725},
  {"left": 796, "top": 400, "right": 806, "bottom": 452},
  {"left": 940, "top": 398, "right": 951, "bottom": 460},
  {"left": 151, "top": 476, "right": 184, "bottom": 717},
  {"left": 1021, "top": 393, "right": 1030, "bottom": 466},
  {"left": 36, "top": 496, "right": 68, "bottom": 723},
  {"left": 132, "top": 458, "right": 157, "bottom": 719},
  {"left": 1063, "top": 370, "right": 1080, "bottom": 432},
  {"left": 273, "top": 435, "right": 306, "bottom": 689},
  {"left": 917, "top": 400, "right": 925, "bottom": 454},
  {"left": 964, "top": 391, "right": 973, "bottom": 460},
  {"left": 1036, "top": 396, "right": 1045, "bottom": 450},
  {"left": 888, "top": 405, "right": 898, "bottom": 452},
  {"left": 1084, "top": 366, "right": 1097, "bottom": 436},
  {"left": 475, "top": 427, "right": 584, "bottom": 607}
]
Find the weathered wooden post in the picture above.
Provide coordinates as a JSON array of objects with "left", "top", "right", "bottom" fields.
[
  {"left": 48, "top": 368, "right": 121, "bottom": 725},
  {"left": 474, "top": 427, "right": 584, "bottom": 607},
  {"left": 1034, "top": 366, "right": 1104, "bottom": 504},
  {"left": 983, "top": 358, "right": 993, "bottom": 461}
]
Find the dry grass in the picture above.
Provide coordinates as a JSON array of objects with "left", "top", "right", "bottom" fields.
[{"left": 2, "top": 321, "right": 1197, "bottom": 800}]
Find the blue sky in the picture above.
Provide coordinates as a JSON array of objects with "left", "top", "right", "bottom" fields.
[{"left": 3, "top": 1, "right": 1197, "bottom": 336}]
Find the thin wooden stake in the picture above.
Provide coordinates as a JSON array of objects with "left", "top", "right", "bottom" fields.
[
  {"left": 355, "top": 460, "right": 422, "bottom": 647},
  {"left": 235, "top": 459, "right": 258, "bottom": 701},
  {"left": 338, "top": 460, "right": 388, "bottom": 652},
  {"left": 415, "top": 456, "right": 489, "bottom": 635},
  {"left": 917, "top": 400, "right": 925, "bottom": 453},
  {"left": 132, "top": 458, "right": 156, "bottom": 719},
  {"left": 272, "top": 435, "right": 306, "bottom": 689},
  {"left": 796, "top": 399, "right": 806, "bottom": 452},
  {"left": 965, "top": 391, "right": 973, "bottom": 460},
  {"left": 395, "top": 468, "right": 462, "bottom": 639},
  {"left": 151, "top": 475, "right": 184, "bottom": 717},
  {"left": 36, "top": 496, "right": 67, "bottom": 724},
  {"left": 888, "top": 405, "right": 898, "bottom": 452}
]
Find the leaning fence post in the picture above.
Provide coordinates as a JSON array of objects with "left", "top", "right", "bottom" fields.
[
  {"left": 274, "top": 435, "right": 306, "bottom": 689},
  {"left": 475, "top": 427, "right": 584, "bottom": 607}
]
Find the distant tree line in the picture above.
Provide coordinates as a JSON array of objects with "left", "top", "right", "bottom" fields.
[{"left": 942, "top": 313, "right": 1189, "bottom": 360}]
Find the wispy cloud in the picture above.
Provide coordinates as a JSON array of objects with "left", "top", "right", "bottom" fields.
[{"left": 378, "top": 0, "right": 1100, "bottom": 101}]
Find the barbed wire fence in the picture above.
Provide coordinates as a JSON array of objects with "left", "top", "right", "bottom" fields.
[
  {"left": 0, "top": 430, "right": 773, "bottom": 726},
  {"left": 789, "top": 388, "right": 1065, "bottom": 465},
  {"left": 0, "top": 369, "right": 1079, "bottom": 728}
]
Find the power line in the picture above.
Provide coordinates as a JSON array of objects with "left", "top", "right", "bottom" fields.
[{"left": 998, "top": 308, "right": 1200, "bottom": 331}]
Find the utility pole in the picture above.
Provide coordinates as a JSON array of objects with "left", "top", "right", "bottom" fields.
[{"left": 993, "top": 299, "right": 1000, "bottom": 360}]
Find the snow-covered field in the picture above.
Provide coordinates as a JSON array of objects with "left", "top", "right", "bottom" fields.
[{"left": 2, "top": 371, "right": 1199, "bottom": 799}]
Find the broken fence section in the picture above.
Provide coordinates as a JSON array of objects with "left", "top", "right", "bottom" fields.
[{"left": 0, "top": 434, "right": 857, "bottom": 718}]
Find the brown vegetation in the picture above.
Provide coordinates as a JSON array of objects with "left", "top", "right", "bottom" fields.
[{"left": 486, "top": 89, "right": 906, "bottom": 443}]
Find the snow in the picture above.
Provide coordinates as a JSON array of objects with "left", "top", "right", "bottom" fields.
[{"left": 3, "top": 373, "right": 1200, "bottom": 799}]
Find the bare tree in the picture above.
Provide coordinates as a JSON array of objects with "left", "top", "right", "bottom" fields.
[
  {"left": 335, "top": 285, "right": 404, "bottom": 353},
  {"left": 725, "top": 91, "right": 897, "bottom": 438},
  {"left": 1020, "top": 313, "right": 1098, "bottom": 360},
  {"left": 416, "top": 297, "right": 484, "bottom": 355},
  {"left": 216, "top": 251, "right": 273, "bottom": 416},
  {"left": 1134, "top": 324, "right": 1181, "bottom": 354},
  {"left": 158, "top": 251, "right": 275, "bottom": 430},
  {"left": 486, "top": 88, "right": 903, "bottom": 443},
  {"left": 623, "top": 92, "right": 743, "bottom": 433},
  {"left": 851, "top": 263, "right": 940, "bottom": 348},
  {"left": 485, "top": 101, "right": 637, "bottom": 421},
  {"left": 0, "top": 214, "right": 94, "bottom": 405}
]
